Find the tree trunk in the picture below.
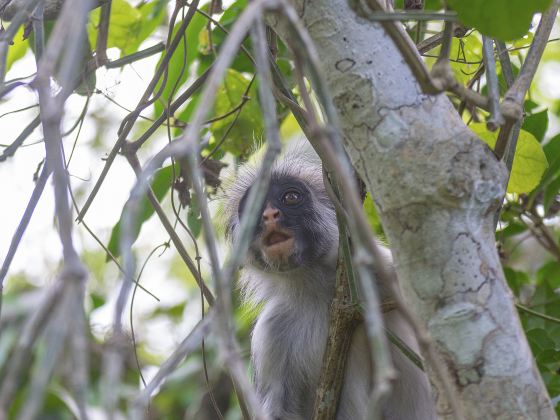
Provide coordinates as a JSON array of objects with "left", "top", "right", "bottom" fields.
[{"left": 270, "top": 1, "right": 555, "bottom": 418}]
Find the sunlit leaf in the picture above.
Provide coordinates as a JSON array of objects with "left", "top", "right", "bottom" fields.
[
  {"left": 88, "top": 0, "right": 142, "bottom": 55},
  {"left": 522, "top": 108, "right": 548, "bottom": 143},
  {"left": 447, "top": 0, "right": 552, "bottom": 41},
  {"left": 449, "top": 34, "right": 483, "bottom": 84},
  {"left": 137, "top": 0, "right": 167, "bottom": 43},
  {"left": 280, "top": 113, "right": 302, "bottom": 140},
  {"left": 471, "top": 123, "right": 548, "bottom": 193},
  {"left": 6, "top": 26, "right": 29, "bottom": 73},
  {"left": 210, "top": 69, "right": 264, "bottom": 156}
]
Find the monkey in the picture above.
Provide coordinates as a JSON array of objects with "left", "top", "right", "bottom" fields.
[{"left": 224, "top": 143, "right": 437, "bottom": 420}]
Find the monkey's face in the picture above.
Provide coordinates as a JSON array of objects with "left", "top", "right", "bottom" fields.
[{"left": 238, "top": 176, "right": 326, "bottom": 272}]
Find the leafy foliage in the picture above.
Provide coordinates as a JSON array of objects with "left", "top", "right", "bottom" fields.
[
  {"left": 471, "top": 123, "right": 548, "bottom": 193},
  {"left": 447, "top": 0, "right": 553, "bottom": 41}
]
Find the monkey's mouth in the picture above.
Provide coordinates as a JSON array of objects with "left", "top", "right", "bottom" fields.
[{"left": 262, "top": 229, "right": 295, "bottom": 261}]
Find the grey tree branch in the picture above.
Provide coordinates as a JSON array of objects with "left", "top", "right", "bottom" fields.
[
  {"left": 495, "top": 3, "right": 559, "bottom": 159},
  {"left": 482, "top": 37, "right": 504, "bottom": 130},
  {"left": 131, "top": 311, "right": 215, "bottom": 417},
  {"left": 0, "top": 164, "right": 50, "bottom": 294},
  {"left": 95, "top": 0, "right": 112, "bottom": 65},
  {"left": 0, "top": 0, "right": 108, "bottom": 20},
  {"left": 352, "top": 0, "right": 439, "bottom": 94}
]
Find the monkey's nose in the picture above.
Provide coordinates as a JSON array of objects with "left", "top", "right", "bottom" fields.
[{"left": 262, "top": 205, "right": 280, "bottom": 224}]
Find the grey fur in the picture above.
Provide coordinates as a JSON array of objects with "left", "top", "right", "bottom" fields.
[{"left": 225, "top": 144, "right": 437, "bottom": 420}]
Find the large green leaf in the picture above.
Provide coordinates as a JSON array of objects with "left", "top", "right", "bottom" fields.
[
  {"left": 447, "top": 0, "right": 552, "bottom": 41},
  {"left": 471, "top": 123, "right": 548, "bottom": 193},
  {"left": 209, "top": 69, "right": 264, "bottom": 157},
  {"left": 107, "top": 165, "right": 175, "bottom": 259},
  {"left": 88, "top": 0, "right": 165, "bottom": 56},
  {"left": 526, "top": 133, "right": 560, "bottom": 212},
  {"left": 523, "top": 101, "right": 549, "bottom": 143}
]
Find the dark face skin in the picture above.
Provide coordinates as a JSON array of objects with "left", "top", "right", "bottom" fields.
[{"left": 238, "top": 176, "right": 319, "bottom": 272}]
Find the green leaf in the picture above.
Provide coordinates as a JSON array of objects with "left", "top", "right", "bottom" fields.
[
  {"left": 527, "top": 328, "right": 555, "bottom": 353},
  {"left": 449, "top": 34, "right": 483, "bottom": 84},
  {"left": 536, "top": 134, "right": 560, "bottom": 212},
  {"left": 6, "top": 26, "right": 29, "bottom": 73},
  {"left": 503, "top": 267, "right": 529, "bottom": 297},
  {"left": 447, "top": 0, "right": 552, "bottom": 41},
  {"left": 137, "top": 0, "right": 167, "bottom": 43},
  {"left": 522, "top": 108, "right": 548, "bottom": 143},
  {"left": 537, "top": 262, "right": 560, "bottom": 290},
  {"left": 209, "top": 69, "right": 264, "bottom": 157},
  {"left": 471, "top": 123, "right": 548, "bottom": 193},
  {"left": 363, "top": 193, "right": 385, "bottom": 240},
  {"left": 88, "top": 0, "right": 163, "bottom": 57},
  {"left": 107, "top": 165, "right": 175, "bottom": 259},
  {"left": 496, "top": 220, "right": 525, "bottom": 239},
  {"left": 543, "top": 133, "right": 560, "bottom": 163},
  {"left": 543, "top": 175, "right": 560, "bottom": 213}
]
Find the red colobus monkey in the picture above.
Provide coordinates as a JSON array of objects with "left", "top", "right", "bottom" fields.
[{"left": 224, "top": 143, "right": 437, "bottom": 420}]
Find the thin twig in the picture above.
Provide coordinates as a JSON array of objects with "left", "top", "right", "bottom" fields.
[
  {"left": 482, "top": 37, "right": 504, "bottom": 130},
  {"left": 496, "top": 4, "right": 559, "bottom": 159},
  {"left": 105, "top": 42, "right": 166, "bottom": 68},
  {"left": 516, "top": 303, "right": 560, "bottom": 325},
  {"left": 352, "top": 0, "right": 439, "bottom": 94},
  {"left": 131, "top": 312, "right": 215, "bottom": 417},
  {"left": 0, "top": 115, "right": 41, "bottom": 162},
  {"left": 127, "top": 65, "right": 213, "bottom": 152},
  {"left": 95, "top": 0, "right": 112, "bottom": 65},
  {"left": 125, "top": 153, "right": 215, "bottom": 305},
  {"left": 0, "top": 165, "right": 50, "bottom": 317},
  {"left": 356, "top": 9, "right": 457, "bottom": 21},
  {"left": 31, "top": 0, "right": 45, "bottom": 60}
]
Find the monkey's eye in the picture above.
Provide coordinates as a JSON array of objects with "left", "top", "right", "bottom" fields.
[{"left": 282, "top": 190, "right": 302, "bottom": 206}]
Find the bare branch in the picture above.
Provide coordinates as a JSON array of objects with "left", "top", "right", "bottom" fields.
[
  {"left": 482, "top": 37, "right": 504, "bottom": 130},
  {"left": 95, "top": 0, "right": 112, "bottom": 65},
  {"left": 351, "top": 0, "right": 440, "bottom": 94},
  {"left": 131, "top": 311, "right": 215, "bottom": 417},
  {"left": 0, "top": 164, "right": 50, "bottom": 315},
  {"left": 496, "top": 4, "right": 558, "bottom": 159}
]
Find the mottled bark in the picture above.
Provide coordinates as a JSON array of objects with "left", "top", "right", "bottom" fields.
[{"left": 270, "top": 1, "right": 555, "bottom": 418}]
